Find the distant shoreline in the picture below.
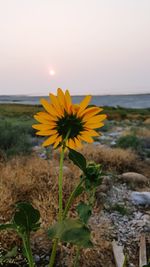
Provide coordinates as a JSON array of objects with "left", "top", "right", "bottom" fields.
[
  {"left": 0, "top": 93, "right": 150, "bottom": 97},
  {"left": 0, "top": 94, "right": 149, "bottom": 109}
]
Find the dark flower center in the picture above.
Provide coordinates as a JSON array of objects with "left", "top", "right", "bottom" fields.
[{"left": 56, "top": 114, "right": 84, "bottom": 139}]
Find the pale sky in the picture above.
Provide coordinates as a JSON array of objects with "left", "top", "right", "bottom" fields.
[{"left": 0, "top": 0, "right": 150, "bottom": 95}]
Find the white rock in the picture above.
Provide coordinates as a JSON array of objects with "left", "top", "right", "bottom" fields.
[
  {"left": 131, "top": 192, "right": 150, "bottom": 205},
  {"left": 110, "top": 141, "right": 116, "bottom": 146}
]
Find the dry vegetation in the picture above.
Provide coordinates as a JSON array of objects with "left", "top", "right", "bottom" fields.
[
  {"left": 123, "top": 126, "right": 150, "bottom": 138},
  {"left": 0, "top": 144, "right": 147, "bottom": 224},
  {"left": 80, "top": 144, "right": 140, "bottom": 173},
  {"left": 0, "top": 144, "right": 149, "bottom": 266},
  {"left": 0, "top": 147, "right": 143, "bottom": 228}
]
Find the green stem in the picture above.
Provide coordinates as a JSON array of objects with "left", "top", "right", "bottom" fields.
[
  {"left": 48, "top": 238, "right": 58, "bottom": 267},
  {"left": 22, "top": 234, "right": 35, "bottom": 267},
  {"left": 58, "top": 129, "right": 71, "bottom": 221},
  {"left": 63, "top": 179, "right": 85, "bottom": 219},
  {"left": 89, "top": 187, "right": 96, "bottom": 207},
  {"left": 48, "top": 129, "right": 71, "bottom": 267},
  {"left": 73, "top": 247, "right": 80, "bottom": 267},
  {"left": 58, "top": 146, "right": 65, "bottom": 221}
]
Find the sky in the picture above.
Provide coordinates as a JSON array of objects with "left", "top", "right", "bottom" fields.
[{"left": 0, "top": 0, "right": 150, "bottom": 96}]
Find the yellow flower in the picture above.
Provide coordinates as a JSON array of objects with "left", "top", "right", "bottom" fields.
[{"left": 32, "top": 88, "right": 107, "bottom": 149}]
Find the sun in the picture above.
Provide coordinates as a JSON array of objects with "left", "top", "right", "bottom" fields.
[{"left": 49, "top": 69, "right": 56, "bottom": 76}]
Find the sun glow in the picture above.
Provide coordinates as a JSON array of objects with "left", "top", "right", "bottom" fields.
[{"left": 49, "top": 69, "right": 56, "bottom": 76}]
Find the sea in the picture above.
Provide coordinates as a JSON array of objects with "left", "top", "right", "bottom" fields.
[{"left": 0, "top": 94, "right": 150, "bottom": 109}]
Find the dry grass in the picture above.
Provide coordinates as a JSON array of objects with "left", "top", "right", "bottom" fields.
[
  {"left": 0, "top": 155, "right": 82, "bottom": 252},
  {"left": 0, "top": 145, "right": 146, "bottom": 266},
  {"left": 79, "top": 144, "right": 139, "bottom": 173},
  {"left": 0, "top": 156, "right": 81, "bottom": 224},
  {"left": 133, "top": 127, "right": 150, "bottom": 138},
  {"left": 123, "top": 126, "right": 150, "bottom": 138},
  {"left": 0, "top": 144, "right": 141, "bottom": 223}
]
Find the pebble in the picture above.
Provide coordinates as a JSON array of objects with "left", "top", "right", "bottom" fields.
[
  {"left": 46, "top": 256, "right": 49, "bottom": 261},
  {"left": 34, "top": 254, "right": 40, "bottom": 262},
  {"left": 119, "top": 172, "right": 148, "bottom": 185},
  {"left": 131, "top": 191, "right": 150, "bottom": 205},
  {"left": 95, "top": 184, "right": 150, "bottom": 247}
]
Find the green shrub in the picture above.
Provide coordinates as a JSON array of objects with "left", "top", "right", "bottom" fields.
[
  {"left": 0, "top": 120, "right": 33, "bottom": 157},
  {"left": 116, "top": 135, "right": 143, "bottom": 151},
  {"left": 100, "top": 121, "right": 110, "bottom": 132},
  {"left": 111, "top": 203, "right": 130, "bottom": 215}
]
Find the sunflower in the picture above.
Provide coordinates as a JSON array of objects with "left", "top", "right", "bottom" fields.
[{"left": 32, "top": 88, "right": 107, "bottom": 149}]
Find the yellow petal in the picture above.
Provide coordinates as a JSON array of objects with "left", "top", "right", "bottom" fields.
[
  {"left": 36, "top": 129, "right": 58, "bottom": 136},
  {"left": 40, "top": 98, "right": 60, "bottom": 118},
  {"left": 74, "top": 137, "right": 82, "bottom": 148},
  {"left": 53, "top": 136, "right": 62, "bottom": 149},
  {"left": 84, "top": 114, "right": 107, "bottom": 124},
  {"left": 32, "top": 124, "right": 56, "bottom": 131},
  {"left": 68, "top": 138, "right": 76, "bottom": 149},
  {"left": 81, "top": 107, "right": 103, "bottom": 121},
  {"left": 77, "top": 95, "right": 92, "bottom": 115},
  {"left": 71, "top": 104, "right": 80, "bottom": 115},
  {"left": 84, "top": 122, "right": 104, "bottom": 129},
  {"left": 82, "top": 129, "right": 99, "bottom": 137},
  {"left": 34, "top": 115, "right": 57, "bottom": 125},
  {"left": 57, "top": 88, "right": 66, "bottom": 110},
  {"left": 49, "top": 93, "right": 63, "bottom": 116},
  {"left": 79, "top": 134, "right": 93, "bottom": 143},
  {"left": 40, "top": 98, "right": 52, "bottom": 114},
  {"left": 65, "top": 90, "right": 72, "bottom": 114},
  {"left": 36, "top": 111, "right": 56, "bottom": 121},
  {"left": 42, "top": 134, "right": 59, "bottom": 147}
]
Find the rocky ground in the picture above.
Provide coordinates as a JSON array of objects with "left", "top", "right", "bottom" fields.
[{"left": 1, "top": 175, "right": 149, "bottom": 267}]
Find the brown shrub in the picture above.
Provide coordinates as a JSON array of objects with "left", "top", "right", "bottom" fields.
[
  {"left": 134, "top": 127, "right": 150, "bottom": 138},
  {"left": 0, "top": 156, "right": 81, "bottom": 224},
  {"left": 0, "top": 155, "right": 83, "bottom": 250},
  {"left": 0, "top": 144, "right": 141, "bottom": 256},
  {"left": 0, "top": 145, "right": 139, "bottom": 225},
  {"left": 123, "top": 127, "right": 150, "bottom": 138},
  {"left": 80, "top": 144, "right": 139, "bottom": 173}
]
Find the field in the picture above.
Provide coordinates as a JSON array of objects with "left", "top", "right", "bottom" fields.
[{"left": 0, "top": 104, "right": 150, "bottom": 267}]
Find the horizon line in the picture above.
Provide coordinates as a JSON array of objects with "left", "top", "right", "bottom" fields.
[{"left": 0, "top": 92, "right": 150, "bottom": 97}]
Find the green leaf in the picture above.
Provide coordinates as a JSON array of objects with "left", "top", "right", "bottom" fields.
[
  {"left": 13, "top": 202, "right": 40, "bottom": 234},
  {"left": 84, "top": 162, "right": 102, "bottom": 190},
  {"left": 76, "top": 202, "right": 92, "bottom": 224},
  {"left": 143, "top": 263, "right": 150, "bottom": 267},
  {"left": 68, "top": 148, "right": 87, "bottom": 172},
  {"left": 0, "top": 223, "right": 16, "bottom": 231},
  {"left": 62, "top": 224, "right": 93, "bottom": 248},
  {"left": 48, "top": 219, "right": 93, "bottom": 248},
  {"left": 0, "top": 246, "right": 18, "bottom": 263},
  {"left": 4, "top": 246, "right": 18, "bottom": 259},
  {"left": 73, "top": 186, "right": 84, "bottom": 198}
]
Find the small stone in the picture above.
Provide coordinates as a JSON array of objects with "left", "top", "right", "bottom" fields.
[
  {"left": 34, "top": 254, "right": 40, "bottom": 262},
  {"left": 119, "top": 172, "right": 148, "bottom": 186},
  {"left": 46, "top": 256, "right": 49, "bottom": 261},
  {"left": 142, "top": 214, "right": 150, "bottom": 222},
  {"left": 131, "top": 192, "right": 150, "bottom": 206},
  {"left": 143, "top": 118, "right": 150, "bottom": 125},
  {"left": 110, "top": 141, "right": 116, "bottom": 146}
]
